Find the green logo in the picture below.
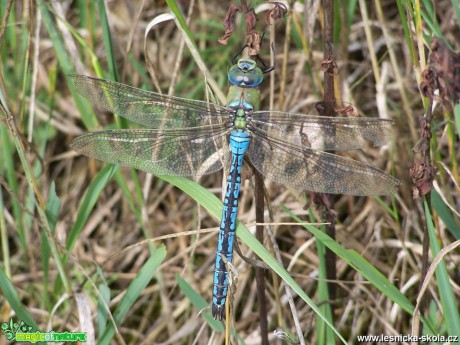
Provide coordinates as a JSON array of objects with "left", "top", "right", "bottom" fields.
[
  {"left": 1, "top": 319, "right": 87, "bottom": 343},
  {"left": 1, "top": 319, "right": 33, "bottom": 341}
]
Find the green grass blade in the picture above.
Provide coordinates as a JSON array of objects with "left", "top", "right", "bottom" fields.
[
  {"left": 395, "top": 0, "right": 417, "bottom": 66},
  {"left": 454, "top": 102, "right": 460, "bottom": 142},
  {"left": 37, "top": 0, "right": 97, "bottom": 129},
  {"left": 431, "top": 189, "right": 460, "bottom": 239},
  {"left": 452, "top": 0, "right": 460, "bottom": 28},
  {"left": 0, "top": 125, "right": 26, "bottom": 250},
  {"left": 420, "top": 0, "right": 446, "bottom": 41},
  {"left": 98, "top": 245, "right": 166, "bottom": 345},
  {"left": 0, "top": 268, "right": 40, "bottom": 332},
  {"left": 0, "top": 180, "right": 10, "bottom": 278},
  {"left": 42, "top": 182, "right": 62, "bottom": 308},
  {"left": 345, "top": 0, "right": 358, "bottom": 27},
  {"left": 424, "top": 198, "right": 460, "bottom": 336},
  {"left": 315, "top": 226, "right": 335, "bottom": 345},
  {"left": 176, "top": 275, "right": 224, "bottom": 332},
  {"left": 165, "top": 0, "right": 196, "bottom": 49},
  {"left": 97, "top": 282, "right": 111, "bottom": 336},
  {"left": 45, "top": 181, "right": 61, "bottom": 231},
  {"left": 66, "top": 164, "right": 117, "bottom": 253},
  {"left": 36, "top": 0, "right": 74, "bottom": 76},
  {"left": 285, "top": 206, "right": 414, "bottom": 306},
  {"left": 96, "top": 0, "right": 119, "bottom": 81}
]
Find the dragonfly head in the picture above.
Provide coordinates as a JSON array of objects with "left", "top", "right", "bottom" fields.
[{"left": 228, "top": 59, "right": 263, "bottom": 87}]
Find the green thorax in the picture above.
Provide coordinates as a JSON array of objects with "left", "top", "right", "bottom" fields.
[
  {"left": 226, "top": 85, "right": 261, "bottom": 111},
  {"left": 226, "top": 59, "right": 263, "bottom": 130}
]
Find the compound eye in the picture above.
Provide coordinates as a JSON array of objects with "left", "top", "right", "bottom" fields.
[
  {"left": 228, "top": 60, "right": 263, "bottom": 87},
  {"left": 228, "top": 65, "right": 245, "bottom": 85},
  {"left": 243, "top": 69, "right": 263, "bottom": 87}
]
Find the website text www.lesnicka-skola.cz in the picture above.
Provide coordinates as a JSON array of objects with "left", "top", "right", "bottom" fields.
[{"left": 356, "top": 334, "right": 459, "bottom": 343}]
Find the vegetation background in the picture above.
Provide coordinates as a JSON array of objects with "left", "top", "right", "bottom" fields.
[{"left": 0, "top": 0, "right": 459, "bottom": 344}]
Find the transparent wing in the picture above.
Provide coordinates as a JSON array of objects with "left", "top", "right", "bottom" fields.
[
  {"left": 251, "top": 111, "right": 394, "bottom": 151},
  {"left": 248, "top": 132, "right": 399, "bottom": 196},
  {"left": 68, "top": 75, "right": 229, "bottom": 129},
  {"left": 71, "top": 126, "right": 231, "bottom": 176}
]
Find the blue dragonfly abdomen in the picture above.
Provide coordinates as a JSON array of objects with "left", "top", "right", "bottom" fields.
[{"left": 212, "top": 130, "right": 251, "bottom": 319}]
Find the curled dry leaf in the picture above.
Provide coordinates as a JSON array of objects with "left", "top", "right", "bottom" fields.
[
  {"left": 410, "top": 158, "right": 437, "bottom": 198},
  {"left": 413, "top": 117, "right": 432, "bottom": 153},
  {"left": 218, "top": 4, "right": 240, "bottom": 45},
  {"left": 264, "top": 2, "right": 288, "bottom": 24},
  {"left": 219, "top": 1, "right": 287, "bottom": 48}
]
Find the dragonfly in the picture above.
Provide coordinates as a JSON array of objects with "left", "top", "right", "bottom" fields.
[{"left": 69, "top": 58, "right": 399, "bottom": 320}]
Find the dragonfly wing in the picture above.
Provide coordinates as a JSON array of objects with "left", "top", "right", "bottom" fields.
[
  {"left": 251, "top": 111, "right": 394, "bottom": 151},
  {"left": 68, "top": 75, "right": 229, "bottom": 129},
  {"left": 248, "top": 134, "right": 399, "bottom": 196},
  {"left": 71, "top": 127, "right": 230, "bottom": 176}
]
